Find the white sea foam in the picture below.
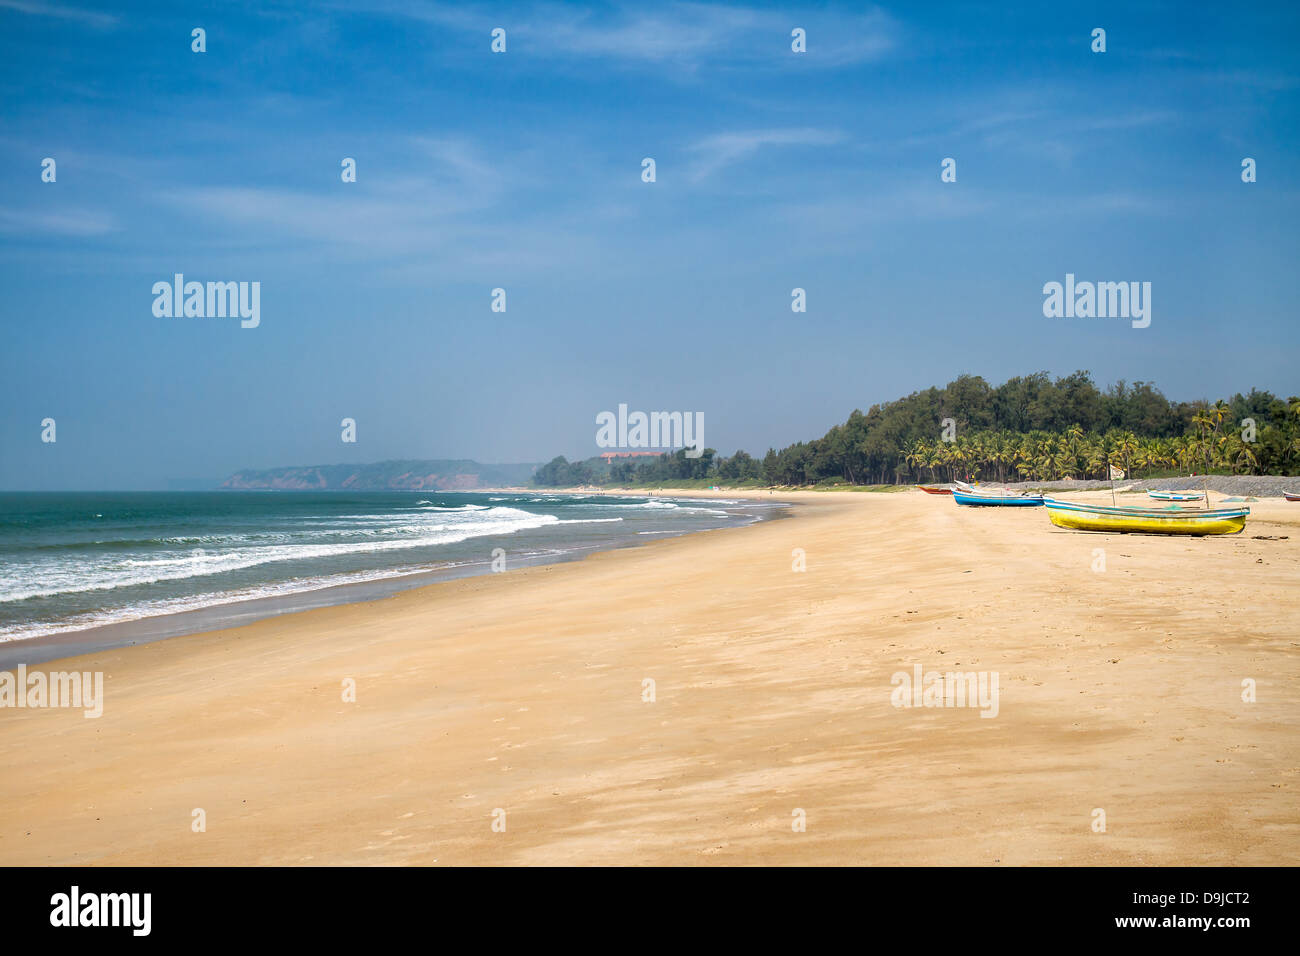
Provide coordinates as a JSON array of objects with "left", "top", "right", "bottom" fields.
[
  {"left": 0, "top": 563, "right": 474, "bottom": 644},
  {"left": 572, "top": 500, "right": 679, "bottom": 510},
  {"left": 0, "top": 494, "right": 757, "bottom": 644},
  {"left": 0, "top": 506, "right": 560, "bottom": 603}
]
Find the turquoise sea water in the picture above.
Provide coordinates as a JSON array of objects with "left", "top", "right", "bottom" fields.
[{"left": 0, "top": 491, "right": 779, "bottom": 647}]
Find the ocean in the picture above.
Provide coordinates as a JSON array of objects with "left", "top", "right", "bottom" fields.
[{"left": 0, "top": 491, "right": 783, "bottom": 663}]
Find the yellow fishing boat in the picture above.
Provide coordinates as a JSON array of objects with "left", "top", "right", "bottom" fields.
[{"left": 1042, "top": 497, "right": 1248, "bottom": 535}]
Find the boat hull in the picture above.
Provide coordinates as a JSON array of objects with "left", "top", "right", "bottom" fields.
[
  {"left": 953, "top": 490, "right": 1044, "bottom": 507},
  {"left": 1285, "top": 492, "right": 1300, "bottom": 502},
  {"left": 1043, "top": 498, "right": 1248, "bottom": 535},
  {"left": 920, "top": 486, "right": 954, "bottom": 495},
  {"left": 1147, "top": 490, "right": 1204, "bottom": 502}
]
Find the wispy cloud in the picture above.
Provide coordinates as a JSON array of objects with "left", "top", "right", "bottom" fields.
[
  {"left": 158, "top": 133, "right": 516, "bottom": 253},
  {"left": 537, "top": 2, "right": 757, "bottom": 62},
  {"left": 410, "top": 136, "right": 509, "bottom": 197},
  {"left": 686, "top": 128, "right": 844, "bottom": 181},
  {"left": 0, "top": 0, "right": 117, "bottom": 29},
  {"left": 163, "top": 180, "right": 491, "bottom": 255},
  {"left": 775, "top": 184, "right": 993, "bottom": 234},
  {"left": 1209, "top": 68, "right": 1299, "bottom": 92},
  {"left": 339, "top": 1, "right": 895, "bottom": 68},
  {"left": 0, "top": 206, "right": 116, "bottom": 236},
  {"left": 152, "top": 138, "right": 604, "bottom": 276}
]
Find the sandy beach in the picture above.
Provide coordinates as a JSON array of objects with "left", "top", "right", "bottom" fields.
[{"left": 1, "top": 489, "right": 1297, "bottom": 866}]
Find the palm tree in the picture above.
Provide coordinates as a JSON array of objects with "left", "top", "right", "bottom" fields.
[
  {"left": 1231, "top": 437, "right": 1259, "bottom": 474},
  {"left": 1210, "top": 399, "right": 1231, "bottom": 435},
  {"left": 993, "top": 432, "right": 1015, "bottom": 482},
  {"left": 904, "top": 440, "right": 928, "bottom": 483},
  {"left": 1173, "top": 434, "right": 1194, "bottom": 475},
  {"left": 941, "top": 442, "right": 961, "bottom": 482},
  {"left": 1153, "top": 437, "right": 1175, "bottom": 474},
  {"left": 1052, "top": 446, "right": 1075, "bottom": 479},
  {"left": 925, "top": 444, "right": 944, "bottom": 482},
  {"left": 1085, "top": 441, "right": 1107, "bottom": 480},
  {"left": 1191, "top": 411, "right": 1214, "bottom": 473},
  {"left": 1116, "top": 432, "right": 1139, "bottom": 480},
  {"left": 1212, "top": 433, "right": 1256, "bottom": 474}
]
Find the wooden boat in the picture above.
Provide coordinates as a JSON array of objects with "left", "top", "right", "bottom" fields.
[
  {"left": 954, "top": 488, "right": 1044, "bottom": 507},
  {"left": 1147, "top": 489, "right": 1204, "bottom": 502},
  {"left": 1043, "top": 497, "right": 1248, "bottom": 535},
  {"left": 919, "top": 485, "right": 954, "bottom": 495},
  {"left": 1285, "top": 491, "right": 1300, "bottom": 502}
]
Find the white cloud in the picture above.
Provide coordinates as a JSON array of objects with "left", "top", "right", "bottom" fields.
[
  {"left": 339, "top": 1, "right": 895, "bottom": 68},
  {"left": 686, "top": 128, "right": 844, "bottom": 181},
  {"left": 0, "top": 0, "right": 117, "bottom": 28},
  {"left": 0, "top": 206, "right": 116, "bottom": 236}
]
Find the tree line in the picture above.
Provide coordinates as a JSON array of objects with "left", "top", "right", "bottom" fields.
[{"left": 533, "top": 372, "right": 1300, "bottom": 487}]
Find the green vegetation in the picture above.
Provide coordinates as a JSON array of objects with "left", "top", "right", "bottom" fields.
[{"left": 534, "top": 372, "right": 1300, "bottom": 488}]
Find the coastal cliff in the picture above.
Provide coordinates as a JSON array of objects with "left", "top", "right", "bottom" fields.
[{"left": 219, "top": 459, "right": 537, "bottom": 491}]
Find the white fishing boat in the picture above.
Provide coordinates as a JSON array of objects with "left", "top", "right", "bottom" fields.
[{"left": 1147, "top": 489, "right": 1205, "bottom": 502}]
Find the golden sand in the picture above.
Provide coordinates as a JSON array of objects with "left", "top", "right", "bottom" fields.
[{"left": 1, "top": 489, "right": 1296, "bottom": 865}]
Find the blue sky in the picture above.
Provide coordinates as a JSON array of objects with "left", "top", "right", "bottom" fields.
[{"left": 1, "top": 0, "right": 1297, "bottom": 488}]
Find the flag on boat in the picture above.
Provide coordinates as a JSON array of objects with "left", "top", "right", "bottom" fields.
[{"left": 1109, "top": 465, "right": 1126, "bottom": 480}]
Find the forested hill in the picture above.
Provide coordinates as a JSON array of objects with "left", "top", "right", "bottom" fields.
[{"left": 534, "top": 372, "right": 1300, "bottom": 487}]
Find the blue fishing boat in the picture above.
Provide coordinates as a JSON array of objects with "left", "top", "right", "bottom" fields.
[{"left": 953, "top": 489, "right": 1045, "bottom": 507}]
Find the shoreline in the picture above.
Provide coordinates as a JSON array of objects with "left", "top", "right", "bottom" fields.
[
  {"left": 1, "top": 489, "right": 1296, "bottom": 865},
  {"left": 0, "top": 490, "right": 793, "bottom": 671}
]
